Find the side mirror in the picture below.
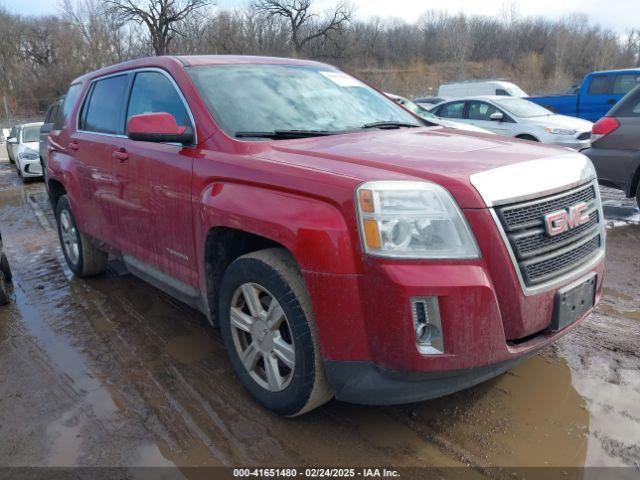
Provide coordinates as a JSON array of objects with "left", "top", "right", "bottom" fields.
[
  {"left": 40, "top": 123, "right": 54, "bottom": 134},
  {"left": 6, "top": 137, "right": 17, "bottom": 144},
  {"left": 490, "top": 112, "right": 504, "bottom": 122},
  {"left": 127, "top": 112, "right": 194, "bottom": 145}
]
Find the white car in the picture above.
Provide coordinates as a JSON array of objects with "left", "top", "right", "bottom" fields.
[
  {"left": 438, "top": 80, "right": 527, "bottom": 98},
  {"left": 431, "top": 96, "right": 593, "bottom": 150},
  {"left": 385, "top": 93, "right": 493, "bottom": 134},
  {"left": 6, "top": 122, "right": 44, "bottom": 180}
]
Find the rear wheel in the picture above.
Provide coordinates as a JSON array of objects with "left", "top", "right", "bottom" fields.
[
  {"left": 218, "top": 248, "right": 332, "bottom": 416},
  {"left": 55, "top": 195, "right": 108, "bottom": 277},
  {"left": 0, "top": 253, "right": 12, "bottom": 283}
]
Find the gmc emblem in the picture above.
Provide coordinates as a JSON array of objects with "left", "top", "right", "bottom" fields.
[{"left": 544, "top": 202, "right": 590, "bottom": 237}]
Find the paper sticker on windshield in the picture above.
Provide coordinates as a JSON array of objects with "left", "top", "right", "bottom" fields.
[{"left": 320, "top": 71, "right": 363, "bottom": 87}]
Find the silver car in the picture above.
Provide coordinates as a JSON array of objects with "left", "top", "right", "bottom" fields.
[{"left": 432, "top": 96, "right": 594, "bottom": 150}]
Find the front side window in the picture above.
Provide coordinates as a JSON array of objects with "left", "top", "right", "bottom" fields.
[
  {"left": 187, "top": 65, "right": 419, "bottom": 138},
  {"left": 21, "top": 126, "right": 40, "bottom": 143},
  {"left": 126, "top": 71, "right": 191, "bottom": 127},
  {"left": 438, "top": 102, "right": 465, "bottom": 119},
  {"left": 81, "top": 75, "right": 129, "bottom": 134},
  {"left": 588, "top": 76, "right": 610, "bottom": 95},
  {"left": 612, "top": 74, "right": 639, "bottom": 95},
  {"left": 468, "top": 101, "right": 500, "bottom": 120}
]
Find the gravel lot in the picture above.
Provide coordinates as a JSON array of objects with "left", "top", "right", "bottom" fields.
[{"left": 0, "top": 150, "right": 638, "bottom": 479}]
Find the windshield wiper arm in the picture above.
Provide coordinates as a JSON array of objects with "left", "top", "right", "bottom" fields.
[
  {"left": 235, "top": 130, "right": 336, "bottom": 139},
  {"left": 362, "top": 121, "right": 420, "bottom": 129}
]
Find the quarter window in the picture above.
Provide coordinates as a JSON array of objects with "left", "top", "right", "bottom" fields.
[
  {"left": 587, "top": 76, "right": 610, "bottom": 95},
  {"left": 438, "top": 102, "right": 465, "bottom": 119},
  {"left": 55, "top": 83, "right": 81, "bottom": 130},
  {"left": 126, "top": 71, "right": 191, "bottom": 128},
  {"left": 81, "top": 75, "right": 129, "bottom": 134}
]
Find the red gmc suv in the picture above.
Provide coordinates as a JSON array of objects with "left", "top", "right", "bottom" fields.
[{"left": 46, "top": 56, "right": 605, "bottom": 416}]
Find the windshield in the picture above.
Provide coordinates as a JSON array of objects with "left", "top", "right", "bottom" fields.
[
  {"left": 21, "top": 125, "right": 40, "bottom": 143},
  {"left": 187, "top": 65, "right": 420, "bottom": 138},
  {"left": 493, "top": 98, "right": 552, "bottom": 118}
]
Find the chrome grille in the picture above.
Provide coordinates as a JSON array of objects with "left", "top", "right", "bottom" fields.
[{"left": 495, "top": 182, "right": 603, "bottom": 287}]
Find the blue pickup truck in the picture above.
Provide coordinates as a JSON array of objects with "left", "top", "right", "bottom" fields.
[{"left": 529, "top": 68, "right": 640, "bottom": 122}]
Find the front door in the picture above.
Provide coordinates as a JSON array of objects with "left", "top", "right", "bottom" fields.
[
  {"left": 466, "top": 101, "right": 508, "bottom": 135},
  {"left": 112, "top": 70, "right": 198, "bottom": 286}
]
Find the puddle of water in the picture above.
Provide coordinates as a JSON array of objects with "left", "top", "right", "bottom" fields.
[
  {"left": 165, "top": 333, "right": 214, "bottom": 365},
  {"left": 603, "top": 288, "right": 634, "bottom": 303},
  {"left": 409, "top": 355, "right": 589, "bottom": 472},
  {"left": 598, "top": 303, "right": 640, "bottom": 322}
]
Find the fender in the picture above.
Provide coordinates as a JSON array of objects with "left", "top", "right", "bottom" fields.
[{"left": 196, "top": 181, "right": 359, "bottom": 275}]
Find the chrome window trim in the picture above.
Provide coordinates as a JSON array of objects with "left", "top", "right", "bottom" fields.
[
  {"left": 470, "top": 153, "right": 597, "bottom": 207},
  {"left": 75, "top": 67, "right": 197, "bottom": 145},
  {"left": 488, "top": 179, "right": 606, "bottom": 296}
]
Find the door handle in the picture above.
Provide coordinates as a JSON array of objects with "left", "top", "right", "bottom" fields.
[
  {"left": 68, "top": 141, "right": 79, "bottom": 151},
  {"left": 112, "top": 149, "right": 129, "bottom": 162}
]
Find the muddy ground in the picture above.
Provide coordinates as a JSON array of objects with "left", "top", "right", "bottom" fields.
[{"left": 0, "top": 151, "right": 639, "bottom": 479}]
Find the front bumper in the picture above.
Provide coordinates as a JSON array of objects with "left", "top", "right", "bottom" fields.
[
  {"left": 549, "top": 137, "right": 591, "bottom": 150},
  {"left": 325, "top": 356, "right": 524, "bottom": 405},
  {"left": 19, "top": 158, "right": 43, "bottom": 177}
]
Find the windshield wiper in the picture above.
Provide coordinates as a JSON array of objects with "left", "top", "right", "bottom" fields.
[
  {"left": 362, "top": 121, "right": 420, "bottom": 130},
  {"left": 235, "top": 130, "right": 336, "bottom": 139}
]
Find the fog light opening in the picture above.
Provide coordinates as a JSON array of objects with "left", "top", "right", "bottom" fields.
[{"left": 411, "top": 297, "right": 444, "bottom": 354}]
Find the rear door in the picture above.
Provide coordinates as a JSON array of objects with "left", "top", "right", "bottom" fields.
[
  {"left": 435, "top": 101, "right": 467, "bottom": 123},
  {"left": 72, "top": 73, "right": 131, "bottom": 243},
  {"left": 110, "top": 69, "right": 198, "bottom": 286}
]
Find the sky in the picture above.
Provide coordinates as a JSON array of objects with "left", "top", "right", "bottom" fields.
[{"left": 1, "top": 0, "right": 638, "bottom": 34}]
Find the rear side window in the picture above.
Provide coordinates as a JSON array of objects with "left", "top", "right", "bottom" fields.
[
  {"left": 55, "top": 84, "right": 81, "bottom": 130},
  {"left": 588, "top": 76, "right": 610, "bottom": 95},
  {"left": 612, "top": 74, "right": 639, "bottom": 95},
  {"left": 610, "top": 87, "right": 640, "bottom": 117},
  {"left": 80, "top": 75, "right": 129, "bottom": 134},
  {"left": 438, "top": 102, "right": 465, "bottom": 119},
  {"left": 126, "top": 71, "right": 191, "bottom": 127}
]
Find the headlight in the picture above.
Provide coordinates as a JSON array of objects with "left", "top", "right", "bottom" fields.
[
  {"left": 545, "top": 127, "right": 576, "bottom": 136},
  {"left": 19, "top": 149, "right": 38, "bottom": 160},
  {"left": 356, "top": 181, "right": 480, "bottom": 259}
]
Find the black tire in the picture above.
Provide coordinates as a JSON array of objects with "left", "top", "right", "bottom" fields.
[
  {"left": 0, "top": 253, "right": 12, "bottom": 283},
  {"left": 0, "top": 272, "right": 9, "bottom": 306},
  {"left": 516, "top": 134, "right": 539, "bottom": 142},
  {"left": 8, "top": 153, "right": 14, "bottom": 165},
  {"left": 636, "top": 188, "right": 640, "bottom": 210},
  {"left": 55, "top": 195, "right": 108, "bottom": 277},
  {"left": 218, "top": 248, "right": 332, "bottom": 416}
]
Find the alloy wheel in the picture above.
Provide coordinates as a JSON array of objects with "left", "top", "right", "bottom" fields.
[
  {"left": 229, "top": 282, "right": 296, "bottom": 392},
  {"left": 59, "top": 210, "right": 79, "bottom": 265}
]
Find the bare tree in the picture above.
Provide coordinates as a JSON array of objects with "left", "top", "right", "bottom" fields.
[
  {"left": 252, "top": 0, "right": 352, "bottom": 56},
  {"left": 103, "top": 0, "right": 214, "bottom": 55}
]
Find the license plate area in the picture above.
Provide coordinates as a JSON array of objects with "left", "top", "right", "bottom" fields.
[{"left": 551, "top": 273, "right": 596, "bottom": 331}]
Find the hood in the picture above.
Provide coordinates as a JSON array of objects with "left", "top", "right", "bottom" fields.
[
  {"left": 527, "top": 114, "right": 593, "bottom": 132},
  {"left": 257, "top": 127, "right": 577, "bottom": 208},
  {"left": 435, "top": 118, "right": 494, "bottom": 134},
  {"left": 22, "top": 142, "right": 39, "bottom": 151}
]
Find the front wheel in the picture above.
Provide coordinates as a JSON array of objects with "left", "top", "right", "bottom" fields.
[
  {"left": 55, "top": 195, "right": 108, "bottom": 277},
  {"left": 0, "top": 272, "right": 9, "bottom": 305},
  {"left": 218, "top": 248, "right": 332, "bottom": 416}
]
